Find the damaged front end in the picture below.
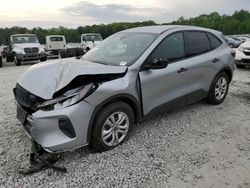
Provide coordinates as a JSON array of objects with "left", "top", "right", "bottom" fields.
[{"left": 13, "top": 59, "right": 128, "bottom": 174}]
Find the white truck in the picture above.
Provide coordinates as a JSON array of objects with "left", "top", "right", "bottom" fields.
[
  {"left": 45, "top": 35, "right": 84, "bottom": 58},
  {"left": 6, "top": 34, "right": 47, "bottom": 66},
  {"left": 81, "top": 33, "right": 103, "bottom": 52}
]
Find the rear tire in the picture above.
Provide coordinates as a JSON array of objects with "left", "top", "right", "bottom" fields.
[
  {"left": 207, "top": 72, "right": 229, "bottom": 105},
  {"left": 91, "top": 102, "right": 134, "bottom": 152}
]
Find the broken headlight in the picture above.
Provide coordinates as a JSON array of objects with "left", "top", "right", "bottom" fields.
[{"left": 37, "top": 83, "right": 97, "bottom": 111}]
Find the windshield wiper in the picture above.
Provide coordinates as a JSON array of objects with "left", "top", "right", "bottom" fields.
[{"left": 83, "top": 58, "right": 111, "bottom": 66}]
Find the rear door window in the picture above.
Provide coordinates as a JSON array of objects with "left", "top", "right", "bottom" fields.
[{"left": 185, "top": 31, "right": 210, "bottom": 57}]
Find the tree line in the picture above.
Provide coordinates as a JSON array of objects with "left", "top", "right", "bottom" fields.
[{"left": 0, "top": 10, "right": 250, "bottom": 45}]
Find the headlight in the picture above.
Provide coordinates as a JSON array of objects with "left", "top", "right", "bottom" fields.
[
  {"left": 238, "top": 46, "right": 245, "bottom": 52},
  {"left": 37, "top": 83, "right": 97, "bottom": 111}
]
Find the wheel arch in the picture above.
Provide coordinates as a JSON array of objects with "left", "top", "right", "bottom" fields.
[
  {"left": 87, "top": 94, "right": 142, "bottom": 143},
  {"left": 218, "top": 66, "right": 233, "bottom": 82}
]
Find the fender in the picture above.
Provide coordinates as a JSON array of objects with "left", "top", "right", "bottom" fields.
[
  {"left": 208, "top": 65, "right": 233, "bottom": 94},
  {"left": 87, "top": 93, "right": 142, "bottom": 143}
]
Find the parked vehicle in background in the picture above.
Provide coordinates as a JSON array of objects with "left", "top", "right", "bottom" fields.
[
  {"left": 236, "top": 36, "right": 250, "bottom": 43},
  {"left": 14, "top": 25, "right": 234, "bottom": 153},
  {"left": 225, "top": 36, "right": 241, "bottom": 48},
  {"left": 45, "top": 35, "right": 84, "bottom": 59},
  {"left": 228, "top": 36, "right": 243, "bottom": 43},
  {"left": 5, "top": 34, "right": 47, "bottom": 66},
  {"left": 81, "top": 33, "right": 103, "bottom": 52},
  {"left": 235, "top": 41, "right": 250, "bottom": 68}
]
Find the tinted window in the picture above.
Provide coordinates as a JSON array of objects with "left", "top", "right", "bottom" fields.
[
  {"left": 186, "top": 31, "right": 210, "bottom": 57},
  {"left": 151, "top": 32, "right": 185, "bottom": 61},
  {"left": 207, "top": 33, "right": 222, "bottom": 49},
  {"left": 50, "top": 37, "right": 63, "bottom": 42}
]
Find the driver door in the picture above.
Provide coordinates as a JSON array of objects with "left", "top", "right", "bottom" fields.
[{"left": 139, "top": 32, "right": 191, "bottom": 115}]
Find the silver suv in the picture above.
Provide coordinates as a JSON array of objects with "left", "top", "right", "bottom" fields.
[{"left": 14, "top": 26, "right": 235, "bottom": 153}]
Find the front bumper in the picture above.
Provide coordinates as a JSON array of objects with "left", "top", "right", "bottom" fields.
[
  {"left": 16, "top": 53, "right": 46, "bottom": 61},
  {"left": 17, "top": 100, "right": 95, "bottom": 153},
  {"left": 235, "top": 50, "right": 250, "bottom": 65}
]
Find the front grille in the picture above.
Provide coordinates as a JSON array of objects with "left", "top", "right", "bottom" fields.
[
  {"left": 32, "top": 47, "right": 39, "bottom": 53},
  {"left": 24, "top": 47, "right": 39, "bottom": 54},
  {"left": 242, "top": 59, "right": 250, "bottom": 64},
  {"left": 24, "top": 48, "right": 31, "bottom": 53},
  {"left": 13, "top": 84, "right": 45, "bottom": 113},
  {"left": 243, "top": 51, "right": 250, "bottom": 56}
]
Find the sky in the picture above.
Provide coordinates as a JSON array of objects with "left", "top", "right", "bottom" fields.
[{"left": 0, "top": 0, "right": 250, "bottom": 28}]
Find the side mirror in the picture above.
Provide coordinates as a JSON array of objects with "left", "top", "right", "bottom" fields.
[{"left": 143, "top": 57, "right": 169, "bottom": 70}]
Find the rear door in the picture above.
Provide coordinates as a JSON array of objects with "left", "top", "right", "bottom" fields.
[{"left": 184, "top": 31, "right": 223, "bottom": 104}]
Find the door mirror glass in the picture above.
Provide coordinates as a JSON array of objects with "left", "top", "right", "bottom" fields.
[{"left": 144, "top": 57, "right": 169, "bottom": 70}]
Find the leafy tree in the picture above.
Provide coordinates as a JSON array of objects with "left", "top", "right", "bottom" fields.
[{"left": 0, "top": 10, "right": 250, "bottom": 45}]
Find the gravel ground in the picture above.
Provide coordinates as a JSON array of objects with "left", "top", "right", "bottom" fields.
[{"left": 0, "top": 61, "right": 250, "bottom": 188}]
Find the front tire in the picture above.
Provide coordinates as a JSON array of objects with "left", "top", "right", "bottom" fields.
[
  {"left": 40, "top": 56, "right": 47, "bottom": 62},
  {"left": 236, "top": 64, "right": 245, "bottom": 69},
  {"left": 91, "top": 102, "right": 135, "bottom": 152},
  {"left": 14, "top": 56, "right": 21, "bottom": 66},
  {"left": 207, "top": 72, "right": 229, "bottom": 105}
]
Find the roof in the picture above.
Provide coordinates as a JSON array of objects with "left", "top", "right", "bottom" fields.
[
  {"left": 81, "top": 33, "right": 101, "bottom": 36},
  {"left": 10, "top": 34, "right": 37, "bottom": 37},
  {"left": 46, "top": 35, "right": 65, "bottom": 38},
  {"left": 122, "top": 25, "right": 221, "bottom": 35}
]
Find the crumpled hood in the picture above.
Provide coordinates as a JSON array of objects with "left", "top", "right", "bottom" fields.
[{"left": 17, "top": 58, "right": 127, "bottom": 99}]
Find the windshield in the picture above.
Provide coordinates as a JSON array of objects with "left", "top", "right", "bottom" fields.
[
  {"left": 12, "top": 35, "right": 39, "bottom": 44},
  {"left": 83, "top": 32, "right": 157, "bottom": 66}
]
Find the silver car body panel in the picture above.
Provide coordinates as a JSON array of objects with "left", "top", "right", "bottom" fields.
[{"left": 14, "top": 26, "right": 235, "bottom": 152}]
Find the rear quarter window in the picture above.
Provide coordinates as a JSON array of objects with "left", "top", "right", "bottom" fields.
[
  {"left": 185, "top": 31, "right": 211, "bottom": 57},
  {"left": 207, "top": 33, "right": 222, "bottom": 49}
]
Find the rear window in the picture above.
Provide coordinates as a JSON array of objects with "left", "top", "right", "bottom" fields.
[
  {"left": 186, "top": 31, "right": 210, "bottom": 57},
  {"left": 50, "top": 37, "right": 64, "bottom": 42},
  {"left": 207, "top": 33, "right": 222, "bottom": 49}
]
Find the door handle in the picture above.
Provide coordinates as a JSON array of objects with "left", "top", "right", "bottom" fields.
[
  {"left": 177, "top": 67, "right": 189, "bottom": 73},
  {"left": 212, "top": 58, "right": 220, "bottom": 63}
]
